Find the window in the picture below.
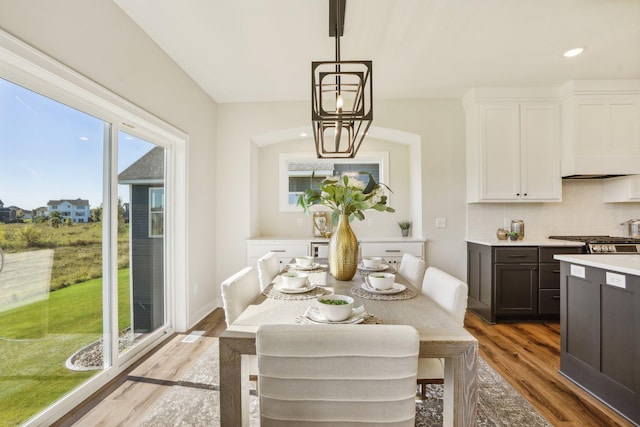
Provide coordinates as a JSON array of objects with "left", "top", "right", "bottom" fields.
[
  {"left": 1, "top": 30, "right": 186, "bottom": 426},
  {"left": 279, "top": 152, "right": 389, "bottom": 212},
  {"left": 149, "top": 188, "right": 164, "bottom": 237}
]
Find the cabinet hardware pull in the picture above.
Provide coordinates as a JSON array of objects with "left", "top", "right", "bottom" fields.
[
  {"left": 552, "top": 296, "right": 560, "bottom": 299},
  {"left": 508, "top": 255, "right": 528, "bottom": 258},
  {"left": 270, "top": 250, "right": 286, "bottom": 253},
  {"left": 385, "top": 250, "right": 401, "bottom": 253},
  {"left": 553, "top": 269, "right": 560, "bottom": 273}
]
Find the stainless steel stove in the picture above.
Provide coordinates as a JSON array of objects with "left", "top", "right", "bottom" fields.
[{"left": 548, "top": 235, "right": 640, "bottom": 254}]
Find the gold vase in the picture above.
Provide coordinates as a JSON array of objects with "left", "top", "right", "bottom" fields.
[{"left": 329, "top": 214, "right": 359, "bottom": 281}]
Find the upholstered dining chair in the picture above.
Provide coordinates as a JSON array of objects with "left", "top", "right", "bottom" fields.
[
  {"left": 398, "top": 253, "right": 427, "bottom": 287},
  {"left": 416, "top": 267, "right": 468, "bottom": 398},
  {"left": 257, "top": 251, "right": 280, "bottom": 291},
  {"left": 220, "top": 266, "right": 261, "bottom": 381},
  {"left": 256, "top": 324, "right": 420, "bottom": 426}
]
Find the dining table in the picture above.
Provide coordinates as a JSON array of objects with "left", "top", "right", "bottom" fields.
[{"left": 219, "top": 260, "right": 478, "bottom": 427}]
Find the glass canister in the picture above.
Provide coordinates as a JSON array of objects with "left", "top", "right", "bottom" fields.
[{"left": 510, "top": 220, "right": 525, "bottom": 240}]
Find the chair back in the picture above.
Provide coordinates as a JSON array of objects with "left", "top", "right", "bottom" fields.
[
  {"left": 257, "top": 251, "right": 280, "bottom": 291},
  {"left": 421, "top": 267, "right": 468, "bottom": 326},
  {"left": 220, "top": 266, "right": 260, "bottom": 327},
  {"left": 398, "top": 253, "right": 426, "bottom": 287},
  {"left": 256, "top": 324, "right": 419, "bottom": 426}
]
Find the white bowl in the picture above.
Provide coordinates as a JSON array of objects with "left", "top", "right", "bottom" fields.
[
  {"left": 281, "top": 272, "right": 308, "bottom": 289},
  {"left": 295, "top": 256, "right": 315, "bottom": 267},
  {"left": 362, "top": 256, "right": 383, "bottom": 269},
  {"left": 317, "top": 294, "right": 354, "bottom": 321},
  {"left": 367, "top": 272, "right": 395, "bottom": 290}
]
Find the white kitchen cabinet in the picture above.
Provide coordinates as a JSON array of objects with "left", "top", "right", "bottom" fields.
[
  {"left": 465, "top": 92, "right": 561, "bottom": 202},
  {"left": 560, "top": 81, "right": 640, "bottom": 177},
  {"left": 247, "top": 240, "right": 309, "bottom": 269},
  {"left": 359, "top": 240, "right": 425, "bottom": 268},
  {"left": 603, "top": 175, "right": 640, "bottom": 202}
]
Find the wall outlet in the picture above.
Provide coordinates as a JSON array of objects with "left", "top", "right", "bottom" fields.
[
  {"left": 297, "top": 218, "right": 303, "bottom": 227},
  {"left": 435, "top": 217, "right": 447, "bottom": 228}
]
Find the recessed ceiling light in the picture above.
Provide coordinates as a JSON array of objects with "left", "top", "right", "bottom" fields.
[
  {"left": 300, "top": 132, "right": 308, "bottom": 137},
  {"left": 563, "top": 47, "right": 585, "bottom": 58}
]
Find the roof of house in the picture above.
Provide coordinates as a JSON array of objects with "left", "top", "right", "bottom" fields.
[
  {"left": 47, "top": 198, "right": 89, "bottom": 207},
  {"left": 118, "top": 146, "right": 164, "bottom": 184}
]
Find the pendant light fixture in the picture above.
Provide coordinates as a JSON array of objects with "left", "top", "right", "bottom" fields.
[{"left": 311, "top": 0, "right": 373, "bottom": 158}]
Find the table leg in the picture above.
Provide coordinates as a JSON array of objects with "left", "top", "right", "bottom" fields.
[
  {"left": 443, "top": 343, "right": 478, "bottom": 427},
  {"left": 220, "top": 336, "right": 247, "bottom": 427}
]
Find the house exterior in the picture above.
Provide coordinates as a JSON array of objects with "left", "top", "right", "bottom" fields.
[
  {"left": 0, "top": 199, "right": 17, "bottom": 223},
  {"left": 46, "top": 199, "right": 90, "bottom": 223},
  {"left": 118, "top": 146, "right": 165, "bottom": 333}
]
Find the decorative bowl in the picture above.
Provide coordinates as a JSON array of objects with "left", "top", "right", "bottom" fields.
[
  {"left": 317, "top": 294, "right": 354, "bottom": 321},
  {"left": 281, "top": 271, "right": 308, "bottom": 288}
]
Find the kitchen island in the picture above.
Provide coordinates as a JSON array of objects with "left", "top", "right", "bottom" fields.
[{"left": 554, "top": 254, "right": 640, "bottom": 425}]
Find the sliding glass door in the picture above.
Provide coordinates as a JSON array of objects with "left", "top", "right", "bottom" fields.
[{"left": 0, "top": 76, "right": 170, "bottom": 424}]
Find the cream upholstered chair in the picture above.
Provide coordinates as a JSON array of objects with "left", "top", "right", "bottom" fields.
[
  {"left": 416, "top": 267, "right": 468, "bottom": 398},
  {"left": 398, "top": 253, "right": 426, "bottom": 287},
  {"left": 257, "top": 251, "right": 280, "bottom": 291},
  {"left": 220, "top": 266, "right": 261, "bottom": 379},
  {"left": 256, "top": 324, "right": 420, "bottom": 426}
]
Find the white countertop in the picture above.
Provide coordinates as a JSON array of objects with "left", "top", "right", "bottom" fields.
[
  {"left": 467, "top": 238, "right": 585, "bottom": 247},
  {"left": 554, "top": 254, "right": 640, "bottom": 276},
  {"left": 248, "top": 237, "right": 426, "bottom": 243}
]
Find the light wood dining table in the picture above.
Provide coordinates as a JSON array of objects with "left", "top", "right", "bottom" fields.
[{"left": 219, "top": 263, "right": 478, "bottom": 427}]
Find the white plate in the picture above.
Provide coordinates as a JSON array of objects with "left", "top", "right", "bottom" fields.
[
  {"left": 276, "top": 283, "right": 317, "bottom": 294},
  {"left": 359, "top": 263, "right": 389, "bottom": 272},
  {"left": 360, "top": 282, "right": 406, "bottom": 295},
  {"left": 303, "top": 305, "right": 367, "bottom": 324},
  {"left": 290, "top": 262, "right": 327, "bottom": 271}
]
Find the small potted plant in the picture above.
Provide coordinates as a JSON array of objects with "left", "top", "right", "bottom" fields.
[
  {"left": 508, "top": 231, "right": 519, "bottom": 241},
  {"left": 398, "top": 220, "right": 412, "bottom": 237}
]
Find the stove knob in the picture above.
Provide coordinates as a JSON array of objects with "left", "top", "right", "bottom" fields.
[
  {"left": 592, "top": 245, "right": 601, "bottom": 253},
  {"left": 608, "top": 245, "right": 616, "bottom": 252}
]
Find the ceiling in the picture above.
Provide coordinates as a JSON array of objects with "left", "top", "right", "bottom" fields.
[{"left": 114, "top": 0, "right": 640, "bottom": 104}]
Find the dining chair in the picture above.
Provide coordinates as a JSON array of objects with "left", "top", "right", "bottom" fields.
[
  {"left": 220, "top": 266, "right": 261, "bottom": 381},
  {"left": 257, "top": 251, "right": 280, "bottom": 291},
  {"left": 416, "top": 266, "right": 468, "bottom": 398},
  {"left": 256, "top": 324, "right": 420, "bottom": 426},
  {"left": 398, "top": 253, "right": 426, "bottom": 287}
]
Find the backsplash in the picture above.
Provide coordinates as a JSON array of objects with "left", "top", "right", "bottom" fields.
[{"left": 466, "top": 180, "right": 640, "bottom": 240}]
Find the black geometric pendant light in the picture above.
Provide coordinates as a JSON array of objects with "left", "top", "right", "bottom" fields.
[{"left": 311, "top": 0, "right": 373, "bottom": 159}]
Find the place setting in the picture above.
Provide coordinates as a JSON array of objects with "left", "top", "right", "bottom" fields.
[
  {"left": 263, "top": 271, "right": 329, "bottom": 300},
  {"left": 357, "top": 256, "right": 396, "bottom": 273},
  {"left": 295, "top": 294, "right": 382, "bottom": 325},
  {"left": 351, "top": 270, "right": 418, "bottom": 301},
  {"left": 285, "top": 256, "right": 329, "bottom": 272}
]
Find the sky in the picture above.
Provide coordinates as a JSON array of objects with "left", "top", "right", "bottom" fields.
[{"left": 0, "top": 78, "right": 156, "bottom": 211}]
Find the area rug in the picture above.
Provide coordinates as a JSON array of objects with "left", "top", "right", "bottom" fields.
[{"left": 139, "top": 339, "right": 550, "bottom": 426}]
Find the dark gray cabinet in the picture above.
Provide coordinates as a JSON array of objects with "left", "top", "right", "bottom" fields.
[
  {"left": 559, "top": 261, "right": 640, "bottom": 424},
  {"left": 467, "top": 243, "right": 583, "bottom": 323}
]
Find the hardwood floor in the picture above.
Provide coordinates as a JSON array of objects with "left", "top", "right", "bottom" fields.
[{"left": 57, "top": 308, "right": 633, "bottom": 426}]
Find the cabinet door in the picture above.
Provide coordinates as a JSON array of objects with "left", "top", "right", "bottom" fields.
[
  {"left": 495, "top": 263, "right": 538, "bottom": 315},
  {"left": 478, "top": 103, "right": 521, "bottom": 200},
  {"left": 520, "top": 103, "right": 561, "bottom": 201}
]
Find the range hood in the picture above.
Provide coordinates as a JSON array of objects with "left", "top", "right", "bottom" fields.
[{"left": 562, "top": 174, "right": 628, "bottom": 180}]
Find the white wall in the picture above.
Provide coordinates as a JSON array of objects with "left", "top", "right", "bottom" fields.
[
  {"left": 216, "top": 99, "right": 468, "bottom": 284},
  {"left": 467, "top": 180, "right": 640, "bottom": 240},
  {"left": 0, "top": 0, "right": 219, "bottom": 329}
]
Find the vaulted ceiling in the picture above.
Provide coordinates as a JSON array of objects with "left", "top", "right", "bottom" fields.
[{"left": 114, "top": 0, "right": 640, "bottom": 103}]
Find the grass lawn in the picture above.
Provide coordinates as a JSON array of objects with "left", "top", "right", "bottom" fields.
[{"left": 0, "top": 269, "right": 130, "bottom": 426}]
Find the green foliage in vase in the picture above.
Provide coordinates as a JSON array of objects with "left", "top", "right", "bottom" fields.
[
  {"left": 298, "top": 172, "right": 395, "bottom": 225},
  {"left": 398, "top": 220, "right": 412, "bottom": 230}
]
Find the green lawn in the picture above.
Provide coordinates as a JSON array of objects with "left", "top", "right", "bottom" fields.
[{"left": 0, "top": 269, "right": 130, "bottom": 426}]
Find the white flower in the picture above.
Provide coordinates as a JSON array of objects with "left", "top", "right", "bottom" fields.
[{"left": 347, "top": 177, "right": 366, "bottom": 190}]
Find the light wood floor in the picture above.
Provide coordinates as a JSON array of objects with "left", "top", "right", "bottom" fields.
[{"left": 56, "top": 308, "right": 633, "bottom": 426}]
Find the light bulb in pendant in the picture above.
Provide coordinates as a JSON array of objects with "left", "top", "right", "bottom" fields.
[{"left": 336, "top": 94, "right": 344, "bottom": 113}]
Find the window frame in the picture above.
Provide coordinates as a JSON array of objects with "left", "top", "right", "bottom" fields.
[
  {"left": 148, "top": 187, "right": 165, "bottom": 238},
  {"left": 1, "top": 29, "right": 188, "bottom": 426},
  {"left": 278, "top": 151, "right": 389, "bottom": 212}
]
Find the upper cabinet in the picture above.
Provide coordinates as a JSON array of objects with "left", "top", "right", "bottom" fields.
[
  {"left": 464, "top": 88, "right": 561, "bottom": 203},
  {"left": 603, "top": 175, "right": 640, "bottom": 203},
  {"left": 560, "top": 80, "right": 640, "bottom": 177}
]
